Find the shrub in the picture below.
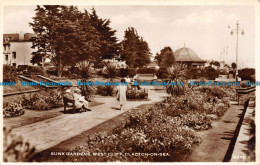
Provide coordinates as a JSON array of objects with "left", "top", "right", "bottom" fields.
[
  {"left": 77, "top": 60, "right": 93, "bottom": 79},
  {"left": 156, "top": 67, "right": 168, "bottom": 79},
  {"left": 118, "top": 68, "right": 137, "bottom": 78},
  {"left": 96, "top": 86, "right": 114, "bottom": 96},
  {"left": 238, "top": 68, "right": 255, "bottom": 81},
  {"left": 187, "top": 68, "right": 202, "bottom": 79},
  {"left": 46, "top": 70, "right": 58, "bottom": 76},
  {"left": 80, "top": 84, "right": 96, "bottom": 101},
  {"left": 126, "top": 87, "right": 147, "bottom": 99},
  {"left": 3, "top": 65, "right": 17, "bottom": 82},
  {"left": 118, "top": 68, "right": 128, "bottom": 77},
  {"left": 166, "top": 64, "right": 187, "bottom": 96},
  {"left": 103, "top": 62, "right": 117, "bottom": 80},
  {"left": 127, "top": 68, "right": 137, "bottom": 77},
  {"left": 3, "top": 127, "right": 35, "bottom": 162},
  {"left": 61, "top": 70, "right": 71, "bottom": 78},
  {"left": 202, "top": 67, "right": 219, "bottom": 80},
  {"left": 22, "top": 89, "right": 63, "bottom": 110},
  {"left": 3, "top": 103, "right": 25, "bottom": 118},
  {"left": 27, "top": 66, "right": 43, "bottom": 75},
  {"left": 17, "top": 65, "right": 28, "bottom": 72},
  {"left": 180, "top": 112, "right": 212, "bottom": 130}
]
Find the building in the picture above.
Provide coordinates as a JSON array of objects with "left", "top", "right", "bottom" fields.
[
  {"left": 174, "top": 45, "right": 205, "bottom": 67},
  {"left": 3, "top": 32, "right": 36, "bottom": 67}
]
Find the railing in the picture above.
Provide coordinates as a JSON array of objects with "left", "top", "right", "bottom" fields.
[
  {"left": 3, "top": 89, "right": 40, "bottom": 97},
  {"left": 18, "top": 75, "right": 57, "bottom": 89},
  {"left": 236, "top": 86, "right": 256, "bottom": 105}
]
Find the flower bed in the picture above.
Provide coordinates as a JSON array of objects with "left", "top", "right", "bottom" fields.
[
  {"left": 3, "top": 127, "right": 35, "bottom": 161},
  {"left": 126, "top": 86, "right": 148, "bottom": 99},
  {"left": 3, "top": 89, "right": 63, "bottom": 117},
  {"left": 71, "top": 109, "right": 202, "bottom": 162},
  {"left": 68, "top": 86, "right": 234, "bottom": 162},
  {"left": 3, "top": 103, "right": 25, "bottom": 118},
  {"left": 21, "top": 89, "right": 63, "bottom": 110}
]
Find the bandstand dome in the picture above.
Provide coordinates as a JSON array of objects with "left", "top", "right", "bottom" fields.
[{"left": 174, "top": 45, "right": 205, "bottom": 65}]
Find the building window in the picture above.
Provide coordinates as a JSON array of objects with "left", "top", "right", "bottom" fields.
[
  {"left": 13, "top": 63, "right": 16, "bottom": 67},
  {"left": 5, "top": 55, "right": 8, "bottom": 61},
  {"left": 12, "top": 52, "right": 16, "bottom": 59},
  {"left": 4, "top": 45, "right": 6, "bottom": 51}
]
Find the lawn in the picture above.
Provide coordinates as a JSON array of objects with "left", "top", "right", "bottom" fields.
[{"left": 3, "top": 80, "right": 38, "bottom": 94}]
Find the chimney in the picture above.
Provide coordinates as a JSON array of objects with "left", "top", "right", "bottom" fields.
[{"left": 19, "top": 31, "right": 24, "bottom": 41}]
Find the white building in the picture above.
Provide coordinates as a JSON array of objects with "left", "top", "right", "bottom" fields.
[{"left": 3, "top": 32, "right": 36, "bottom": 67}]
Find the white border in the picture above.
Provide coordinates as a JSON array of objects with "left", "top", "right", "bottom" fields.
[{"left": 0, "top": 0, "right": 259, "bottom": 165}]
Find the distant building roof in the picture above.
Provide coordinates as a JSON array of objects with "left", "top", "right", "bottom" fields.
[
  {"left": 3, "top": 33, "right": 35, "bottom": 43},
  {"left": 174, "top": 46, "right": 205, "bottom": 63}
]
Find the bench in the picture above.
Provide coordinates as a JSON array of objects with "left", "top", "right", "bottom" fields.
[
  {"left": 236, "top": 86, "right": 255, "bottom": 105},
  {"left": 63, "top": 94, "right": 76, "bottom": 114}
]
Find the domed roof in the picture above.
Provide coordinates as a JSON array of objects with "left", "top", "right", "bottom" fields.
[{"left": 174, "top": 45, "right": 204, "bottom": 62}]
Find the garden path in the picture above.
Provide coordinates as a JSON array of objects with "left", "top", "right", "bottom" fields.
[
  {"left": 189, "top": 101, "right": 251, "bottom": 162},
  {"left": 10, "top": 87, "right": 168, "bottom": 153},
  {"left": 230, "top": 106, "right": 255, "bottom": 162}
]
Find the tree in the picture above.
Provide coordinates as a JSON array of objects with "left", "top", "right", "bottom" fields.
[
  {"left": 166, "top": 63, "right": 187, "bottom": 96},
  {"left": 30, "top": 5, "right": 101, "bottom": 77},
  {"left": 103, "top": 62, "right": 117, "bottom": 81},
  {"left": 135, "top": 37, "right": 151, "bottom": 68},
  {"left": 89, "top": 8, "right": 121, "bottom": 67},
  {"left": 76, "top": 60, "right": 94, "bottom": 100},
  {"left": 155, "top": 46, "right": 175, "bottom": 68},
  {"left": 121, "top": 27, "right": 151, "bottom": 68}
]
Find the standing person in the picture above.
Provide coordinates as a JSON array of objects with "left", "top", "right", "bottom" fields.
[
  {"left": 117, "top": 79, "right": 127, "bottom": 110},
  {"left": 73, "top": 88, "right": 91, "bottom": 112}
]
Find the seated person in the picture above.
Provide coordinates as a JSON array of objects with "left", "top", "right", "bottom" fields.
[
  {"left": 63, "top": 89, "right": 74, "bottom": 102},
  {"left": 73, "top": 88, "right": 91, "bottom": 112}
]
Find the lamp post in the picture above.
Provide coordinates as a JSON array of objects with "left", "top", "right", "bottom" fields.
[{"left": 229, "top": 20, "right": 244, "bottom": 81}]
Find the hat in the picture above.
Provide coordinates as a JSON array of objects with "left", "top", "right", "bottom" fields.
[
  {"left": 74, "top": 88, "right": 81, "bottom": 92},
  {"left": 65, "top": 89, "right": 71, "bottom": 93}
]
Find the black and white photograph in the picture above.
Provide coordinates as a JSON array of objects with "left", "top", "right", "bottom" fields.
[{"left": 1, "top": 0, "right": 259, "bottom": 163}]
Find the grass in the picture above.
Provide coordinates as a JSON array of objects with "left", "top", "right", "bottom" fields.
[{"left": 3, "top": 80, "right": 38, "bottom": 94}]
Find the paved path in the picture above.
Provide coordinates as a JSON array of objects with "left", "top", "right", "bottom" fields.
[
  {"left": 189, "top": 101, "right": 245, "bottom": 162},
  {"left": 230, "top": 106, "right": 255, "bottom": 162},
  {"left": 11, "top": 87, "right": 168, "bottom": 152}
]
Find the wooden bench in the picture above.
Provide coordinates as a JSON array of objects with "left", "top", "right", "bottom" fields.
[
  {"left": 63, "top": 94, "right": 76, "bottom": 114},
  {"left": 236, "top": 86, "right": 255, "bottom": 105}
]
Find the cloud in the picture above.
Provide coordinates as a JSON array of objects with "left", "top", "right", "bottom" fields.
[
  {"left": 111, "top": 10, "right": 161, "bottom": 25},
  {"left": 4, "top": 9, "right": 34, "bottom": 33},
  {"left": 171, "top": 10, "right": 238, "bottom": 28}
]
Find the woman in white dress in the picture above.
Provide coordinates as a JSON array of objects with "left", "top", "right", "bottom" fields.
[
  {"left": 117, "top": 79, "right": 127, "bottom": 110},
  {"left": 73, "top": 88, "right": 91, "bottom": 112}
]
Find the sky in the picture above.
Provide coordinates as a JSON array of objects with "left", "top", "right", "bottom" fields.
[{"left": 3, "top": 5, "right": 256, "bottom": 68}]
